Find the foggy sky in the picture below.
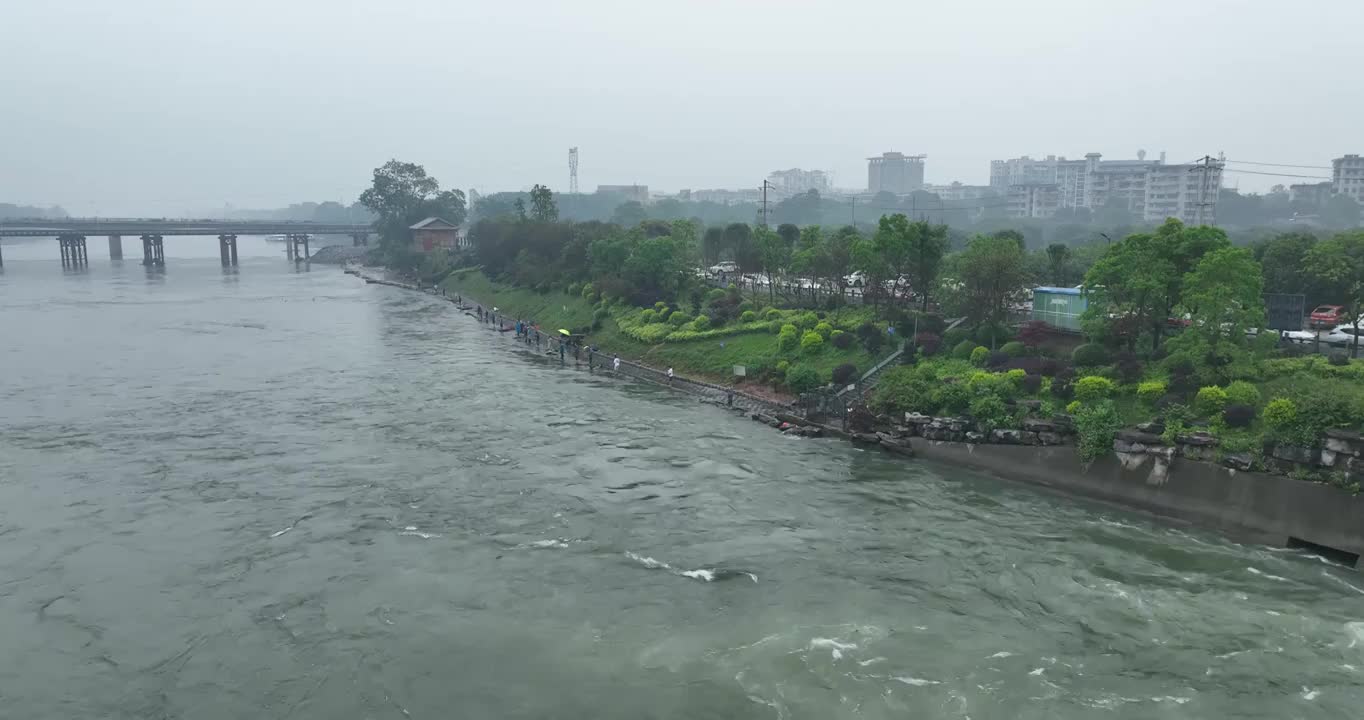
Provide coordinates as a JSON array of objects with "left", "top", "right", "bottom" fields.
[{"left": 3, "top": 0, "right": 1359, "bottom": 216}]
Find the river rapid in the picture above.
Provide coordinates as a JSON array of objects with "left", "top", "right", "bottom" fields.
[{"left": 2, "top": 237, "right": 1363, "bottom": 719}]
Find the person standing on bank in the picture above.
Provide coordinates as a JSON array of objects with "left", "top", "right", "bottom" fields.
[
  {"left": 613, "top": 355, "right": 621, "bottom": 373},
  {"left": 667, "top": 367, "right": 674, "bottom": 385}
]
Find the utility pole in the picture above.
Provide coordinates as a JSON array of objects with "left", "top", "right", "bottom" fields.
[
  {"left": 568, "top": 147, "right": 579, "bottom": 194},
  {"left": 850, "top": 197, "right": 856, "bottom": 226}
]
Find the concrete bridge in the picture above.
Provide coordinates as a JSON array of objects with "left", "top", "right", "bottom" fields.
[{"left": 0, "top": 219, "right": 372, "bottom": 268}]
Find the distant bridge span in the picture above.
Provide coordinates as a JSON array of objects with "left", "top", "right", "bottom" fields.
[{"left": 0, "top": 218, "right": 372, "bottom": 268}]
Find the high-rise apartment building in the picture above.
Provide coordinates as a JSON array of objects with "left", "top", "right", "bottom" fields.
[
  {"left": 991, "top": 151, "right": 1221, "bottom": 223},
  {"left": 768, "top": 168, "right": 831, "bottom": 195},
  {"left": 867, "top": 152, "right": 926, "bottom": 194}
]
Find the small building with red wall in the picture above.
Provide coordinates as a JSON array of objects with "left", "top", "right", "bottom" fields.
[{"left": 409, "top": 217, "right": 460, "bottom": 253}]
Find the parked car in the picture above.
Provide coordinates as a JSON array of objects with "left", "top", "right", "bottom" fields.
[
  {"left": 1310, "top": 305, "right": 1346, "bottom": 328},
  {"left": 1281, "top": 327, "right": 1318, "bottom": 344},
  {"left": 1324, "top": 324, "right": 1364, "bottom": 347}
]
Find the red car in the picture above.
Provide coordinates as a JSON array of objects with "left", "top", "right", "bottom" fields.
[{"left": 1310, "top": 305, "right": 1346, "bottom": 329}]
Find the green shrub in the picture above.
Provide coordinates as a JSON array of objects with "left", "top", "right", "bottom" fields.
[
  {"left": 1195, "top": 385, "right": 1229, "bottom": 417},
  {"left": 932, "top": 382, "right": 971, "bottom": 414},
  {"left": 969, "top": 393, "right": 1010, "bottom": 435},
  {"left": 800, "top": 330, "right": 825, "bottom": 354},
  {"left": 952, "top": 340, "right": 976, "bottom": 360},
  {"left": 1072, "top": 343, "right": 1110, "bottom": 367},
  {"left": 1004, "top": 368, "right": 1027, "bottom": 390},
  {"left": 593, "top": 308, "right": 609, "bottom": 323},
  {"left": 1066, "top": 400, "right": 1081, "bottom": 414},
  {"left": 1074, "top": 376, "right": 1116, "bottom": 404},
  {"left": 1137, "top": 380, "right": 1167, "bottom": 406},
  {"left": 831, "top": 330, "right": 851, "bottom": 349},
  {"left": 658, "top": 307, "right": 673, "bottom": 321},
  {"left": 639, "top": 309, "right": 657, "bottom": 324},
  {"left": 785, "top": 364, "right": 822, "bottom": 394},
  {"left": 706, "top": 288, "right": 726, "bottom": 303},
  {"left": 691, "top": 315, "right": 711, "bottom": 331},
  {"left": 1000, "top": 341, "right": 1027, "bottom": 358},
  {"left": 581, "top": 282, "right": 595, "bottom": 300},
  {"left": 768, "top": 320, "right": 784, "bottom": 333},
  {"left": 796, "top": 311, "right": 820, "bottom": 330},
  {"left": 669, "top": 312, "right": 691, "bottom": 327},
  {"left": 739, "top": 310, "right": 757, "bottom": 323},
  {"left": 831, "top": 363, "right": 859, "bottom": 385},
  {"left": 737, "top": 300, "right": 755, "bottom": 314},
  {"left": 871, "top": 366, "right": 934, "bottom": 415},
  {"left": 966, "top": 371, "right": 1001, "bottom": 396},
  {"left": 1075, "top": 400, "right": 1122, "bottom": 462},
  {"left": 773, "top": 360, "right": 790, "bottom": 381},
  {"left": 763, "top": 308, "right": 783, "bottom": 321},
  {"left": 777, "top": 325, "right": 800, "bottom": 353},
  {"left": 970, "top": 346, "right": 990, "bottom": 366},
  {"left": 1225, "top": 380, "right": 1261, "bottom": 408},
  {"left": 1262, "top": 398, "right": 1298, "bottom": 435},
  {"left": 814, "top": 321, "right": 834, "bottom": 340},
  {"left": 654, "top": 301, "right": 668, "bottom": 312},
  {"left": 567, "top": 283, "right": 581, "bottom": 297}
]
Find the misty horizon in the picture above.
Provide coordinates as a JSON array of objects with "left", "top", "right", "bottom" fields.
[{"left": 3, "top": 0, "right": 1359, "bottom": 216}]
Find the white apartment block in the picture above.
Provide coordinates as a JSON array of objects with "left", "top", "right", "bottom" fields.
[
  {"left": 991, "top": 151, "right": 1221, "bottom": 223},
  {"left": 1333, "top": 155, "right": 1364, "bottom": 203},
  {"left": 768, "top": 168, "right": 831, "bottom": 195}
]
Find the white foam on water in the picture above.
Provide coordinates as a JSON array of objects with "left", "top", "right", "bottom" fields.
[
  {"left": 404, "top": 526, "right": 417, "bottom": 531},
  {"left": 810, "top": 638, "right": 858, "bottom": 652},
  {"left": 893, "top": 676, "right": 940, "bottom": 686},
  {"left": 1216, "top": 649, "right": 1249, "bottom": 659},
  {"left": 1028, "top": 668, "right": 1045, "bottom": 676},
  {"left": 858, "top": 657, "right": 886, "bottom": 667},
  {"left": 1266, "top": 610, "right": 1282, "bottom": 616},
  {"left": 269, "top": 527, "right": 292, "bottom": 538},
  {"left": 399, "top": 530, "right": 440, "bottom": 539},
  {"left": 1246, "top": 567, "right": 1292, "bottom": 583},
  {"left": 1346, "top": 621, "right": 1364, "bottom": 648},
  {"left": 1342, "top": 664, "right": 1357, "bottom": 671},
  {"left": 524, "top": 539, "right": 570, "bottom": 549},
  {"left": 625, "top": 551, "right": 669, "bottom": 570},
  {"left": 1301, "top": 687, "right": 1320, "bottom": 701},
  {"left": 1323, "top": 571, "right": 1364, "bottom": 595},
  {"left": 989, "top": 651, "right": 1014, "bottom": 659},
  {"left": 1153, "top": 696, "right": 1191, "bottom": 705},
  {"left": 681, "top": 569, "right": 716, "bottom": 582}
]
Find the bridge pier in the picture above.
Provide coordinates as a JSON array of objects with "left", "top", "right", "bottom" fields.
[
  {"left": 0, "top": 240, "right": 4, "bottom": 268},
  {"left": 58, "top": 234, "right": 88, "bottom": 268},
  {"left": 108, "top": 234, "right": 123, "bottom": 260},
  {"left": 218, "top": 234, "right": 238, "bottom": 266},
  {"left": 288, "top": 233, "right": 310, "bottom": 263},
  {"left": 140, "top": 234, "right": 164, "bottom": 267}
]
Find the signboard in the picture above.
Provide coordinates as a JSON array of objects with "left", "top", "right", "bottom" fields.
[
  {"left": 733, "top": 365, "right": 746, "bottom": 377},
  {"left": 1263, "top": 293, "right": 1306, "bottom": 332}
]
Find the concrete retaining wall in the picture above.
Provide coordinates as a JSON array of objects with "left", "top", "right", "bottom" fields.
[{"left": 910, "top": 440, "right": 1364, "bottom": 567}]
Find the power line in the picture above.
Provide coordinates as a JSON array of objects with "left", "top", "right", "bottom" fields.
[
  {"left": 1225, "top": 159, "right": 1331, "bottom": 170},
  {"left": 1221, "top": 168, "right": 1332, "bottom": 180}
]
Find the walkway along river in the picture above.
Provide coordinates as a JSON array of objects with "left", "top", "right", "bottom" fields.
[{"left": 2, "top": 251, "right": 1363, "bottom": 718}]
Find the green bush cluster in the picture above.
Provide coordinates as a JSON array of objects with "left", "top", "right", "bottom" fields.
[
  {"left": 1225, "top": 380, "right": 1261, "bottom": 407},
  {"left": 581, "top": 282, "right": 595, "bottom": 300},
  {"left": 669, "top": 312, "right": 691, "bottom": 327},
  {"left": 1195, "top": 385, "right": 1229, "bottom": 417},
  {"left": 774, "top": 359, "right": 790, "bottom": 379},
  {"left": 777, "top": 324, "right": 800, "bottom": 353},
  {"left": 1074, "top": 376, "right": 1116, "bottom": 403},
  {"left": 785, "top": 364, "right": 822, "bottom": 394},
  {"left": 800, "top": 330, "right": 824, "bottom": 354},
  {"left": 999, "top": 341, "right": 1027, "bottom": 358},
  {"left": 654, "top": 301, "right": 668, "bottom": 312},
  {"left": 1137, "top": 380, "right": 1166, "bottom": 406},
  {"left": 691, "top": 315, "right": 711, "bottom": 331},
  {"left": 1262, "top": 398, "right": 1297, "bottom": 435},
  {"left": 969, "top": 346, "right": 990, "bottom": 366},
  {"left": 1072, "top": 343, "right": 1110, "bottom": 367},
  {"left": 640, "top": 309, "right": 656, "bottom": 324},
  {"left": 952, "top": 340, "right": 977, "bottom": 360},
  {"left": 763, "top": 308, "right": 783, "bottom": 321},
  {"left": 970, "top": 394, "right": 1010, "bottom": 435},
  {"left": 814, "top": 321, "right": 834, "bottom": 340},
  {"left": 1075, "top": 400, "right": 1122, "bottom": 462},
  {"left": 739, "top": 310, "right": 757, "bottom": 323}
]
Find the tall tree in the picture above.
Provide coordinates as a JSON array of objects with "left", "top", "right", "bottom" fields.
[
  {"left": 359, "top": 160, "right": 466, "bottom": 256},
  {"left": 1254, "top": 232, "right": 1316, "bottom": 297},
  {"left": 754, "top": 226, "right": 791, "bottom": 303},
  {"left": 870, "top": 214, "right": 915, "bottom": 307},
  {"left": 956, "top": 234, "right": 1029, "bottom": 345},
  {"left": 529, "top": 184, "right": 559, "bottom": 223},
  {"left": 1324, "top": 194, "right": 1362, "bottom": 230},
  {"left": 1166, "top": 246, "right": 1267, "bottom": 377},
  {"left": 1045, "top": 243, "right": 1072, "bottom": 286},
  {"left": 611, "top": 201, "right": 647, "bottom": 226},
  {"left": 701, "top": 226, "right": 725, "bottom": 266},
  {"left": 906, "top": 220, "right": 949, "bottom": 311},
  {"left": 723, "top": 223, "right": 759, "bottom": 273}
]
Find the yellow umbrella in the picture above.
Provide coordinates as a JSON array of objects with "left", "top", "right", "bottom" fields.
[{"left": 559, "top": 329, "right": 571, "bottom": 336}]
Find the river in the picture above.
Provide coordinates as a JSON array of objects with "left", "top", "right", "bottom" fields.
[{"left": 2, "top": 237, "right": 1363, "bottom": 719}]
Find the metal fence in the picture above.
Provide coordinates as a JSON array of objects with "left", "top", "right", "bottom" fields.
[{"left": 587, "top": 350, "right": 795, "bottom": 417}]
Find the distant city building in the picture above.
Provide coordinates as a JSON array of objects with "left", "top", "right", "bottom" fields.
[
  {"left": 595, "top": 184, "right": 650, "bottom": 204},
  {"left": 768, "top": 168, "right": 831, "bottom": 195},
  {"left": 991, "top": 150, "right": 1220, "bottom": 223},
  {"left": 1290, "top": 181, "right": 1334, "bottom": 208},
  {"left": 867, "top": 152, "right": 926, "bottom": 194},
  {"left": 1333, "top": 154, "right": 1364, "bottom": 204},
  {"left": 1007, "top": 183, "right": 1061, "bottom": 219},
  {"left": 922, "top": 182, "right": 994, "bottom": 202},
  {"left": 690, "top": 188, "right": 763, "bottom": 204}
]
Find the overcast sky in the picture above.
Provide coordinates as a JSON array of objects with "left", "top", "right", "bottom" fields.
[{"left": 2, "top": 0, "right": 1359, "bottom": 215}]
